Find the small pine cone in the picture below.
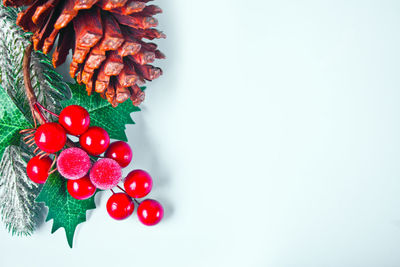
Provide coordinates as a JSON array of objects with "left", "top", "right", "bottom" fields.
[{"left": 5, "top": 0, "right": 165, "bottom": 107}]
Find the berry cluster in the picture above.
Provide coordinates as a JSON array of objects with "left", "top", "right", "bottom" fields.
[{"left": 23, "top": 104, "right": 163, "bottom": 225}]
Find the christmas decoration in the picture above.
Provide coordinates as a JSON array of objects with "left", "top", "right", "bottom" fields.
[
  {"left": 124, "top": 169, "right": 152, "bottom": 198},
  {"left": 0, "top": 5, "right": 69, "bottom": 236},
  {"left": 4, "top": 0, "right": 165, "bottom": 107},
  {"left": 67, "top": 175, "right": 96, "bottom": 200},
  {"left": 107, "top": 192, "right": 134, "bottom": 220},
  {"left": 105, "top": 140, "right": 133, "bottom": 167},
  {"left": 26, "top": 155, "right": 53, "bottom": 184},
  {"left": 0, "top": 6, "right": 71, "bottom": 121},
  {"left": 79, "top": 126, "right": 110, "bottom": 155},
  {"left": 137, "top": 199, "right": 163, "bottom": 226},
  {"left": 58, "top": 105, "right": 90, "bottom": 135},
  {"left": 36, "top": 171, "right": 98, "bottom": 248},
  {"left": 57, "top": 147, "right": 92, "bottom": 180},
  {"left": 62, "top": 83, "right": 139, "bottom": 141},
  {"left": 0, "top": 145, "right": 42, "bottom": 235},
  {"left": 89, "top": 158, "right": 122, "bottom": 189},
  {"left": 0, "top": 0, "right": 166, "bottom": 248},
  {"left": 34, "top": 122, "right": 67, "bottom": 153}
]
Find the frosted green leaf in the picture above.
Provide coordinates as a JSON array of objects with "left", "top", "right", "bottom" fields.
[{"left": 0, "top": 85, "right": 31, "bottom": 159}]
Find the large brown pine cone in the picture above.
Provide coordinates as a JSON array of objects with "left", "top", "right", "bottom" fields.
[{"left": 5, "top": 0, "right": 165, "bottom": 106}]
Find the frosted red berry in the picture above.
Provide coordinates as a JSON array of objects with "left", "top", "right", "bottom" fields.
[
  {"left": 105, "top": 141, "right": 132, "bottom": 167},
  {"left": 67, "top": 175, "right": 96, "bottom": 200},
  {"left": 89, "top": 158, "right": 122, "bottom": 190},
  {"left": 137, "top": 199, "right": 164, "bottom": 226},
  {"left": 124, "top": 170, "right": 153, "bottom": 198},
  {"left": 79, "top": 126, "right": 110, "bottom": 156},
  {"left": 34, "top": 122, "right": 67, "bottom": 153},
  {"left": 26, "top": 156, "right": 53, "bottom": 184},
  {"left": 59, "top": 105, "right": 90, "bottom": 136},
  {"left": 106, "top": 193, "right": 135, "bottom": 220},
  {"left": 57, "top": 148, "right": 91, "bottom": 180}
]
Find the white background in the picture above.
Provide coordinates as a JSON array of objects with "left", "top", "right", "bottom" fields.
[{"left": 1, "top": 0, "right": 400, "bottom": 266}]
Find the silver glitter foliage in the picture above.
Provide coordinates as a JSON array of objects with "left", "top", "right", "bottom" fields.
[{"left": 0, "top": 146, "right": 42, "bottom": 235}]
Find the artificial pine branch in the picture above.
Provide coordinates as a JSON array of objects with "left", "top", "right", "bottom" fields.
[
  {"left": 0, "top": 4, "right": 71, "bottom": 123},
  {"left": 0, "top": 4, "right": 71, "bottom": 236},
  {"left": 0, "top": 145, "right": 42, "bottom": 236}
]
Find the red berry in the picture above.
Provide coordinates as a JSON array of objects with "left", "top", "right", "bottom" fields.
[
  {"left": 57, "top": 148, "right": 91, "bottom": 180},
  {"left": 59, "top": 105, "right": 90, "bottom": 136},
  {"left": 137, "top": 199, "right": 164, "bottom": 226},
  {"left": 34, "top": 122, "right": 67, "bottom": 153},
  {"left": 67, "top": 175, "right": 96, "bottom": 200},
  {"left": 26, "top": 156, "right": 53, "bottom": 184},
  {"left": 124, "top": 170, "right": 153, "bottom": 198},
  {"left": 105, "top": 141, "right": 132, "bottom": 167},
  {"left": 79, "top": 126, "right": 110, "bottom": 155},
  {"left": 106, "top": 193, "right": 134, "bottom": 220},
  {"left": 89, "top": 158, "right": 122, "bottom": 190}
]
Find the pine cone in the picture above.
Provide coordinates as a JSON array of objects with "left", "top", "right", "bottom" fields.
[{"left": 4, "top": 0, "right": 165, "bottom": 107}]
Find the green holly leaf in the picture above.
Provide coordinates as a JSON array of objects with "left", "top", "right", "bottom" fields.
[
  {"left": 62, "top": 83, "right": 140, "bottom": 141},
  {"left": 0, "top": 85, "right": 31, "bottom": 159},
  {"left": 36, "top": 172, "right": 98, "bottom": 248}
]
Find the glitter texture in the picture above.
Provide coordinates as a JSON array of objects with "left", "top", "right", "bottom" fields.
[
  {"left": 57, "top": 148, "right": 92, "bottom": 180},
  {"left": 89, "top": 158, "right": 122, "bottom": 189}
]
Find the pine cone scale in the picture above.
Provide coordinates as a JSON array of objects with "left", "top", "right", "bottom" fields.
[
  {"left": 6, "top": 0, "right": 165, "bottom": 106},
  {"left": 32, "top": 0, "right": 59, "bottom": 25},
  {"left": 74, "top": 9, "right": 103, "bottom": 48},
  {"left": 54, "top": 0, "right": 77, "bottom": 30},
  {"left": 99, "top": 15, "right": 124, "bottom": 51},
  {"left": 52, "top": 25, "right": 74, "bottom": 67},
  {"left": 74, "top": 0, "right": 98, "bottom": 10},
  {"left": 98, "top": 0, "right": 128, "bottom": 11},
  {"left": 109, "top": 1, "right": 145, "bottom": 15}
]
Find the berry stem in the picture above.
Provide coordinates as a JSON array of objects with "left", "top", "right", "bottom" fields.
[
  {"left": 34, "top": 104, "right": 48, "bottom": 123},
  {"left": 116, "top": 185, "right": 141, "bottom": 205},
  {"left": 48, "top": 168, "right": 58, "bottom": 175},
  {"left": 23, "top": 135, "right": 35, "bottom": 144},
  {"left": 35, "top": 102, "right": 59, "bottom": 118},
  {"left": 22, "top": 133, "right": 35, "bottom": 140},
  {"left": 49, "top": 154, "right": 57, "bottom": 170},
  {"left": 39, "top": 152, "right": 50, "bottom": 159},
  {"left": 117, "top": 185, "right": 126, "bottom": 193},
  {"left": 19, "top": 128, "right": 35, "bottom": 134},
  {"left": 110, "top": 189, "right": 115, "bottom": 194}
]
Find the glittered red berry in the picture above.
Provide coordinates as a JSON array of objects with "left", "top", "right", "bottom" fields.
[
  {"left": 26, "top": 156, "right": 53, "bottom": 184},
  {"left": 34, "top": 122, "right": 67, "bottom": 153},
  {"left": 106, "top": 193, "right": 134, "bottom": 220},
  {"left": 79, "top": 126, "right": 110, "bottom": 156},
  {"left": 67, "top": 175, "right": 96, "bottom": 200},
  {"left": 124, "top": 170, "right": 153, "bottom": 198},
  {"left": 59, "top": 105, "right": 90, "bottom": 136},
  {"left": 89, "top": 158, "right": 122, "bottom": 190},
  {"left": 57, "top": 148, "right": 92, "bottom": 180},
  {"left": 137, "top": 199, "right": 164, "bottom": 226},
  {"left": 105, "top": 141, "right": 133, "bottom": 168}
]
